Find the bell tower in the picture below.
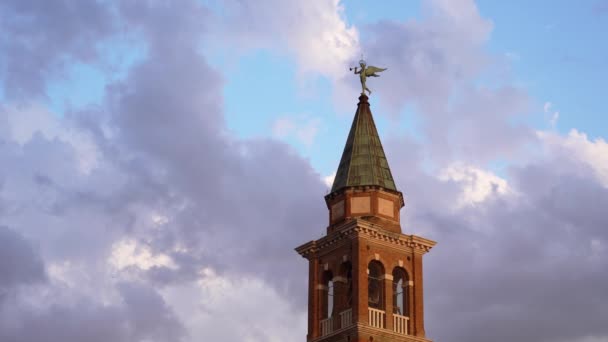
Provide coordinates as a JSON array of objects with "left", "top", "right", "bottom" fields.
[{"left": 296, "top": 94, "right": 436, "bottom": 342}]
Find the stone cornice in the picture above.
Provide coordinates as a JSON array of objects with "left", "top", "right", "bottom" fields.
[
  {"left": 308, "top": 323, "right": 432, "bottom": 342},
  {"left": 325, "top": 185, "right": 405, "bottom": 208},
  {"left": 295, "top": 219, "right": 436, "bottom": 259},
  {"left": 309, "top": 324, "right": 357, "bottom": 342},
  {"left": 356, "top": 323, "right": 433, "bottom": 342},
  {"left": 295, "top": 240, "right": 317, "bottom": 257}
]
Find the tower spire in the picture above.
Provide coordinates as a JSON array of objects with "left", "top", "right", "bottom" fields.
[
  {"left": 331, "top": 94, "right": 396, "bottom": 193},
  {"left": 295, "top": 68, "right": 436, "bottom": 342},
  {"left": 325, "top": 94, "right": 403, "bottom": 234}
]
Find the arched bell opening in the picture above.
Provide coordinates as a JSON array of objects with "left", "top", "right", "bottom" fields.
[
  {"left": 331, "top": 261, "right": 354, "bottom": 329},
  {"left": 337, "top": 261, "right": 353, "bottom": 309},
  {"left": 392, "top": 267, "right": 409, "bottom": 316},
  {"left": 367, "top": 260, "right": 385, "bottom": 309},
  {"left": 321, "top": 270, "right": 334, "bottom": 319}
]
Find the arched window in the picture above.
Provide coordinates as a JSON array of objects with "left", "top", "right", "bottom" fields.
[
  {"left": 368, "top": 260, "right": 385, "bottom": 309},
  {"left": 338, "top": 261, "right": 353, "bottom": 308},
  {"left": 321, "top": 270, "right": 334, "bottom": 318},
  {"left": 392, "top": 267, "right": 409, "bottom": 316},
  {"left": 328, "top": 279, "right": 334, "bottom": 318}
]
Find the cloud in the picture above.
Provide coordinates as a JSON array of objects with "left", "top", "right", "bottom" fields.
[
  {"left": 0, "top": 226, "right": 46, "bottom": 293},
  {"left": 438, "top": 162, "right": 511, "bottom": 207},
  {"left": 543, "top": 101, "right": 560, "bottom": 128},
  {"left": 538, "top": 129, "right": 608, "bottom": 187},
  {"left": 1, "top": 1, "right": 607, "bottom": 342},
  {"left": 110, "top": 239, "right": 177, "bottom": 271},
  {"left": 1, "top": 1, "right": 325, "bottom": 341},
  {"left": 273, "top": 118, "right": 296, "bottom": 138},
  {"left": 336, "top": 0, "right": 532, "bottom": 164},
  {"left": 0, "top": 0, "right": 118, "bottom": 100},
  {"left": 382, "top": 95, "right": 608, "bottom": 341},
  {"left": 272, "top": 115, "right": 322, "bottom": 147},
  {"left": 212, "top": 0, "right": 359, "bottom": 80},
  {"left": 0, "top": 281, "right": 184, "bottom": 342},
  {"left": 385, "top": 130, "right": 608, "bottom": 342},
  {"left": 323, "top": 171, "right": 336, "bottom": 188},
  {"left": 550, "top": 111, "right": 560, "bottom": 127},
  {"left": 2, "top": 103, "right": 100, "bottom": 173},
  {"left": 164, "top": 268, "right": 307, "bottom": 342},
  {"left": 356, "top": 0, "right": 493, "bottom": 109}
]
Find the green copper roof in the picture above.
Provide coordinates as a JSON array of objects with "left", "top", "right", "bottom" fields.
[{"left": 331, "top": 94, "right": 397, "bottom": 193}]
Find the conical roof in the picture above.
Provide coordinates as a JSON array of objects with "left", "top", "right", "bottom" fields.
[{"left": 331, "top": 94, "right": 397, "bottom": 193}]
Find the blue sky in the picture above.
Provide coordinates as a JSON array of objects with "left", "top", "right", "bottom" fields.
[{"left": 478, "top": 1, "right": 608, "bottom": 137}]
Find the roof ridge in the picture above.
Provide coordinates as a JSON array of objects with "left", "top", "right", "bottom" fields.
[{"left": 344, "top": 101, "right": 360, "bottom": 189}]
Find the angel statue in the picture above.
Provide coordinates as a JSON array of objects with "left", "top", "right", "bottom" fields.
[{"left": 350, "top": 59, "right": 387, "bottom": 95}]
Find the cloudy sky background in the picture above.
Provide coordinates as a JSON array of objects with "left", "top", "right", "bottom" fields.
[{"left": 1, "top": 0, "right": 607, "bottom": 341}]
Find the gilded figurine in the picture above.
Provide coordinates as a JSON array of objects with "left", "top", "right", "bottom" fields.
[{"left": 350, "top": 59, "right": 387, "bottom": 95}]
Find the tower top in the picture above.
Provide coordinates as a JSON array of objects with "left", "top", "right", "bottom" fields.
[
  {"left": 295, "top": 92, "right": 436, "bottom": 342},
  {"left": 330, "top": 94, "right": 397, "bottom": 193}
]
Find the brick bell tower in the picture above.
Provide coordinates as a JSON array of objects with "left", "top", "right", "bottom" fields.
[{"left": 296, "top": 94, "right": 436, "bottom": 342}]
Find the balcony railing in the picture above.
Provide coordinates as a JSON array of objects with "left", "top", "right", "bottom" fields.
[
  {"left": 321, "top": 308, "right": 408, "bottom": 336},
  {"left": 340, "top": 308, "right": 353, "bottom": 328},
  {"left": 320, "top": 317, "right": 333, "bottom": 336},
  {"left": 393, "top": 314, "right": 409, "bottom": 335},
  {"left": 368, "top": 308, "right": 385, "bottom": 329}
]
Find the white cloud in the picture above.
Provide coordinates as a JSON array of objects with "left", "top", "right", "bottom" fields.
[
  {"left": 539, "top": 129, "right": 608, "bottom": 187},
  {"left": 439, "top": 163, "right": 511, "bottom": 207},
  {"left": 289, "top": 1, "right": 359, "bottom": 80},
  {"left": 543, "top": 101, "right": 559, "bottom": 128},
  {"left": 110, "top": 239, "right": 177, "bottom": 271},
  {"left": 272, "top": 115, "right": 321, "bottom": 147},
  {"left": 323, "top": 171, "right": 336, "bottom": 188},
  {"left": 163, "top": 269, "right": 306, "bottom": 342},
  {"left": 550, "top": 111, "right": 560, "bottom": 127},
  {"left": 217, "top": 0, "right": 359, "bottom": 81}
]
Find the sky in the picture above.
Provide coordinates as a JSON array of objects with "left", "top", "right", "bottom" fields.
[{"left": 0, "top": 1, "right": 607, "bottom": 342}]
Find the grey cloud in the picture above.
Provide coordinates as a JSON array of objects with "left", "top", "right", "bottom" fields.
[
  {"left": 2, "top": 2, "right": 325, "bottom": 338},
  {"left": 102, "top": 1, "right": 606, "bottom": 340},
  {"left": 104, "top": 52, "right": 327, "bottom": 292},
  {"left": 350, "top": 0, "right": 533, "bottom": 164},
  {"left": 1, "top": 0, "right": 607, "bottom": 342},
  {"left": 0, "top": 0, "right": 117, "bottom": 100},
  {"left": 0, "top": 300, "right": 128, "bottom": 342},
  {"left": 0, "top": 131, "right": 132, "bottom": 265},
  {"left": 0, "top": 226, "right": 46, "bottom": 292},
  {"left": 385, "top": 137, "right": 608, "bottom": 342},
  {"left": 118, "top": 282, "right": 186, "bottom": 342},
  {"left": 96, "top": 0, "right": 327, "bottom": 301},
  {"left": 0, "top": 282, "right": 184, "bottom": 342}
]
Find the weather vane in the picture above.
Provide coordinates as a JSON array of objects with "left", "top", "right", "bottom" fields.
[{"left": 350, "top": 56, "right": 387, "bottom": 96}]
